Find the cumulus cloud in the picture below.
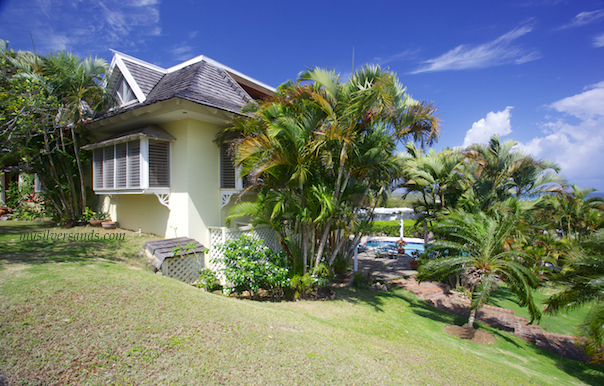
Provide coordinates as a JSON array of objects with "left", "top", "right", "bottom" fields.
[
  {"left": 516, "top": 81, "right": 604, "bottom": 189},
  {"left": 0, "top": 0, "right": 162, "bottom": 54},
  {"left": 462, "top": 107, "right": 514, "bottom": 147},
  {"left": 413, "top": 24, "right": 540, "bottom": 73}
]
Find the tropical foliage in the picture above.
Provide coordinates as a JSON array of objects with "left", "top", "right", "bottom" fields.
[
  {"left": 417, "top": 211, "right": 541, "bottom": 327},
  {"left": 0, "top": 39, "right": 111, "bottom": 222},
  {"left": 545, "top": 229, "right": 604, "bottom": 363},
  {"left": 220, "top": 66, "right": 440, "bottom": 274}
]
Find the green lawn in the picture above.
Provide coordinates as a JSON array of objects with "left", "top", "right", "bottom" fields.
[
  {"left": 0, "top": 221, "right": 602, "bottom": 385},
  {"left": 488, "top": 283, "right": 590, "bottom": 336}
]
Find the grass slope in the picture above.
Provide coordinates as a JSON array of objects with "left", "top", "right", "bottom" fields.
[
  {"left": 488, "top": 284, "right": 590, "bottom": 336},
  {"left": 0, "top": 222, "right": 602, "bottom": 385}
]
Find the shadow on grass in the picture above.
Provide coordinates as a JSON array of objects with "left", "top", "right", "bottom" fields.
[
  {"left": 0, "top": 222, "right": 139, "bottom": 266},
  {"left": 337, "top": 284, "right": 604, "bottom": 384}
]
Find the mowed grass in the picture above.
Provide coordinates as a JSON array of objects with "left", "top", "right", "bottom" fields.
[
  {"left": 1, "top": 222, "right": 602, "bottom": 385},
  {"left": 488, "top": 284, "right": 590, "bottom": 336}
]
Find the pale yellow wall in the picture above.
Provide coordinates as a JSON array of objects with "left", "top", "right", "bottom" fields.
[
  {"left": 115, "top": 194, "right": 170, "bottom": 236},
  {"left": 181, "top": 119, "right": 222, "bottom": 246},
  {"left": 96, "top": 118, "right": 231, "bottom": 250}
]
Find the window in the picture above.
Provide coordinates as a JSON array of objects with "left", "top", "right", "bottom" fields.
[
  {"left": 220, "top": 142, "right": 250, "bottom": 190},
  {"left": 92, "top": 138, "right": 169, "bottom": 192},
  {"left": 115, "top": 74, "right": 137, "bottom": 106}
]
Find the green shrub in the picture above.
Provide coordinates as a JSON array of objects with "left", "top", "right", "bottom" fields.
[
  {"left": 197, "top": 269, "right": 222, "bottom": 292},
  {"left": 215, "top": 236, "right": 290, "bottom": 296},
  {"left": 369, "top": 220, "right": 422, "bottom": 238}
]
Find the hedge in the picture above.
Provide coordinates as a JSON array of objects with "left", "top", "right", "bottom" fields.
[{"left": 368, "top": 220, "right": 423, "bottom": 238}]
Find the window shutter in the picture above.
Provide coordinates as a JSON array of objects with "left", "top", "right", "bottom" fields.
[
  {"left": 220, "top": 142, "right": 236, "bottom": 189},
  {"left": 148, "top": 140, "right": 170, "bottom": 188},
  {"left": 127, "top": 140, "right": 140, "bottom": 188},
  {"left": 93, "top": 148, "right": 103, "bottom": 190},
  {"left": 115, "top": 143, "right": 127, "bottom": 188},
  {"left": 103, "top": 146, "right": 115, "bottom": 189}
]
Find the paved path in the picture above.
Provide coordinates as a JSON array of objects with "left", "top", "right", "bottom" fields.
[{"left": 391, "top": 276, "right": 587, "bottom": 362}]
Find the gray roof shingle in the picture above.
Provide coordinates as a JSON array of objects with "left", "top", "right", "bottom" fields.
[
  {"left": 122, "top": 60, "right": 164, "bottom": 96},
  {"left": 93, "top": 58, "right": 254, "bottom": 123},
  {"left": 146, "top": 60, "right": 252, "bottom": 113}
]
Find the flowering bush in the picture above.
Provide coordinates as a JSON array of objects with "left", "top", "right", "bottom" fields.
[{"left": 215, "top": 235, "right": 290, "bottom": 296}]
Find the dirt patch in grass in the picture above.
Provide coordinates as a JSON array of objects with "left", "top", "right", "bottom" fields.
[{"left": 445, "top": 325, "right": 497, "bottom": 345}]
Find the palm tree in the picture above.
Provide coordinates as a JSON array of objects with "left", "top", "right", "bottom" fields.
[
  {"left": 539, "top": 185, "right": 604, "bottom": 240},
  {"left": 461, "top": 135, "right": 565, "bottom": 213},
  {"left": 545, "top": 229, "right": 604, "bottom": 363},
  {"left": 222, "top": 65, "right": 440, "bottom": 273},
  {"left": 417, "top": 211, "right": 541, "bottom": 328},
  {"left": 9, "top": 50, "right": 110, "bottom": 217}
]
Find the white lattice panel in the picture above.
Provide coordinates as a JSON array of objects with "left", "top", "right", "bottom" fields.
[
  {"left": 161, "top": 253, "right": 205, "bottom": 284},
  {"left": 208, "top": 226, "right": 282, "bottom": 271}
]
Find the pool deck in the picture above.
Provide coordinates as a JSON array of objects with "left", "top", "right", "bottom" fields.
[
  {"left": 357, "top": 236, "right": 424, "bottom": 280},
  {"left": 356, "top": 247, "right": 418, "bottom": 280}
]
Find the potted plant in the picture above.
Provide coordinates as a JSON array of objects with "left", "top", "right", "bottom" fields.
[
  {"left": 90, "top": 211, "right": 110, "bottom": 226},
  {"left": 396, "top": 238, "right": 407, "bottom": 255}
]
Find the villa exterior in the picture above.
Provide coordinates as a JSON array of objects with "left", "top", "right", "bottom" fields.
[{"left": 84, "top": 50, "right": 274, "bottom": 253}]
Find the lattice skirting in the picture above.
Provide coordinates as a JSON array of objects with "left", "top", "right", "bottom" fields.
[
  {"left": 209, "top": 226, "right": 282, "bottom": 271},
  {"left": 161, "top": 253, "right": 205, "bottom": 284}
]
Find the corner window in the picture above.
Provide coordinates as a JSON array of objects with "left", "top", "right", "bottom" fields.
[{"left": 92, "top": 138, "right": 170, "bottom": 192}]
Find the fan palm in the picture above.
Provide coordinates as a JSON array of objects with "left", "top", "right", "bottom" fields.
[
  {"left": 417, "top": 211, "right": 541, "bottom": 328},
  {"left": 545, "top": 229, "right": 604, "bottom": 363}
]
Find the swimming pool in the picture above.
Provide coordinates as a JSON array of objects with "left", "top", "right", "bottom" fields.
[{"left": 363, "top": 240, "right": 425, "bottom": 253}]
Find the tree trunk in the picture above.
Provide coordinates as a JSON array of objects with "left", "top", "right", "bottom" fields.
[
  {"left": 465, "top": 308, "right": 477, "bottom": 329},
  {"left": 71, "top": 126, "right": 86, "bottom": 216}
]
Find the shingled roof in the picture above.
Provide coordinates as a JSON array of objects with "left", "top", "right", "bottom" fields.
[
  {"left": 145, "top": 60, "right": 252, "bottom": 113},
  {"left": 93, "top": 51, "right": 274, "bottom": 123}
]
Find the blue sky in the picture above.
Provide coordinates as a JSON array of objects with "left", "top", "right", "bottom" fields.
[{"left": 1, "top": 0, "right": 603, "bottom": 190}]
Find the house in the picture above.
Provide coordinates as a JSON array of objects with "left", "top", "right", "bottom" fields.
[{"left": 83, "top": 50, "right": 275, "bottom": 255}]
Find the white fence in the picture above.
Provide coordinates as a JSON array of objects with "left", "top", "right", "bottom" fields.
[{"left": 208, "top": 225, "right": 282, "bottom": 269}]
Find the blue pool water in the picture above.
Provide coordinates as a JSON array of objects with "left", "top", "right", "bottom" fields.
[{"left": 364, "top": 240, "right": 424, "bottom": 253}]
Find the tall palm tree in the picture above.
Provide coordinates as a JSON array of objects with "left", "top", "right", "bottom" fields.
[
  {"left": 222, "top": 65, "right": 440, "bottom": 273},
  {"left": 539, "top": 185, "right": 604, "bottom": 240},
  {"left": 417, "top": 211, "right": 541, "bottom": 328},
  {"left": 461, "top": 135, "right": 564, "bottom": 213},
  {"left": 10, "top": 50, "right": 110, "bottom": 216}
]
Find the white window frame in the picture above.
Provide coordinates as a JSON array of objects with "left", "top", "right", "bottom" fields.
[{"left": 92, "top": 138, "right": 171, "bottom": 195}]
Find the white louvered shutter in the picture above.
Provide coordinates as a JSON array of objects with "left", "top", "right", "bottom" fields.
[
  {"left": 93, "top": 148, "right": 103, "bottom": 190},
  {"left": 115, "top": 142, "right": 127, "bottom": 188},
  {"left": 148, "top": 140, "right": 170, "bottom": 188},
  {"left": 103, "top": 146, "right": 115, "bottom": 189},
  {"left": 220, "top": 142, "right": 236, "bottom": 189},
  {"left": 127, "top": 140, "right": 140, "bottom": 188}
]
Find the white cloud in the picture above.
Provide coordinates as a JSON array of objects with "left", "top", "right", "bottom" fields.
[
  {"left": 413, "top": 24, "right": 540, "bottom": 73},
  {"left": 171, "top": 44, "right": 193, "bottom": 61},
  {"left": 463, "top": 107, "right": 514, "bottom": 148},
  {"left": 515, "top": 81, "right": 604, "bottom": 189},
  {"left": 594, "top": 32, "right": 604, "bottom": 48},
  {"left": 561, "top": 10, "right": 604, "bottom": 29},
  {"left": 373, "top": 49, "right": 419, "bottom": 66},
  {"left": 0, "top": 0, "right": 162, "bottom": 55}
]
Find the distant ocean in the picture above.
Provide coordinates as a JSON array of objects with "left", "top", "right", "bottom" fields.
[{"left": 587, "top": 191, "right": 604, "bottom": 199}]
